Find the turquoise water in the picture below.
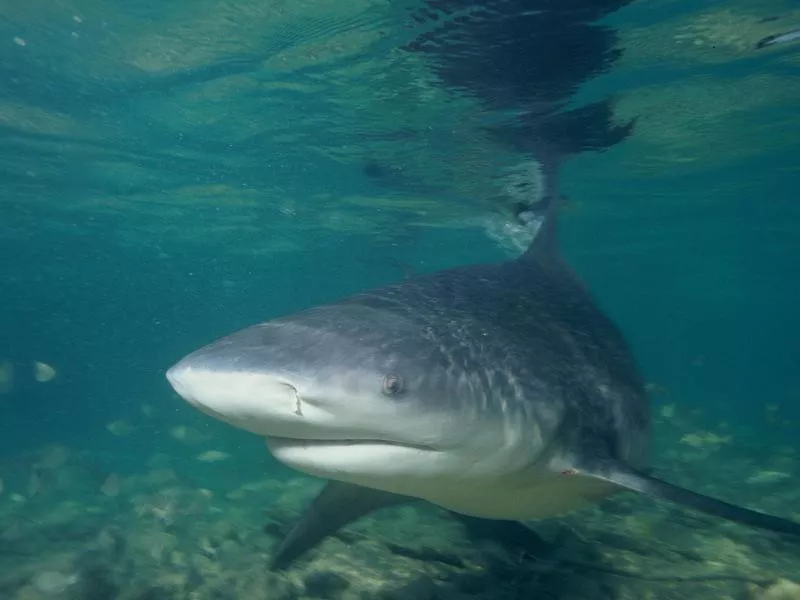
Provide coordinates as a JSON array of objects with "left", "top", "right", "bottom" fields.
[{"left": 1, "top": 0, "right": 799, "bottom": 598}]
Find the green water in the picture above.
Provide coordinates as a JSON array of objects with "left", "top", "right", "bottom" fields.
[{"left": 1, "top": 0, "right": 799, "bottom": 598}]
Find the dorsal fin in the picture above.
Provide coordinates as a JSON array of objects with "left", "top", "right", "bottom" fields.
[{"left": 516, "top": 194, "right": 564, "bottom": 264}]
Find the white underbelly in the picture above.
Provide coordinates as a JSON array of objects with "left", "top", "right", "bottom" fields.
[
  {"left": 417, "top": 472, "right": 618, "bottom": 519},
  {"left": 332, "top": 467, "right": 620, "bottom": 520}
]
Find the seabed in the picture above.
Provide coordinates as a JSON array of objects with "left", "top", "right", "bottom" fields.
[{"left": 1, "top": 407, "right": 798, "bottom": 600}]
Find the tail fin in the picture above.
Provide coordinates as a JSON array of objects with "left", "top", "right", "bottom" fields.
[{"left": 582, "top": 461, "right": 800, "bottom": 536}]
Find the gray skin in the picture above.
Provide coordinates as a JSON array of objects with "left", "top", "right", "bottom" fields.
[{"left": 167, "top": 210, "right": 800, "bottom": 569}]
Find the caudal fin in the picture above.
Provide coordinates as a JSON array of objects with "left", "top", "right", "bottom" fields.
[{"left": 583, "top": 461, "right": 800, "bottom": 536}]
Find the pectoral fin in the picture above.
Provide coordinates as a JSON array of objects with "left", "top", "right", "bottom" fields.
[
  {"left": 579, "top": 460, "right": 800, "bottom": 536},
  {"left": 271, "top": 481, "right": 410, "bottom": 569}
]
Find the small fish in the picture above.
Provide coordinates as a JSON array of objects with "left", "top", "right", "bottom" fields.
[
  {"left": 659, "top": 404, "right": 676, "bottom": 419},
  {"left": 196, "top": 450, "right": 231, "bottom": 463},
  {"left": 36, "top": 444, "right": 71, "bottom": 469},
  {"left": 101, "top": 473, "right": 124, "bottom": 497},
  {"left": 756, "top": 27, "right": 800, "bottom": 49},
  {"left": 32, "top": 361, "right": 56, "bottom": 382},
  {"left": 169, "top": 425, "right": 207, "bottom": 445},
  {"left": 680, "top": 431, "right": 731, "bottom": 448},
  {"left": 0, "top": 359, "right": 56, "bottom": 395},
  {"left": 106, "top": 420, "right": 136, "bottom": 436},
  {"left": 746, "top": 470, "right": 791, "bottom": 485},
  {"left": 33, "top": 572, "right": 78, "bottom": 595}
]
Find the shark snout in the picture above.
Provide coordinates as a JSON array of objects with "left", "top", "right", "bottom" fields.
[
  {"left": 165, "top": 357, "right": 234, "bottom": 420},
  {"left": 165, "top": 348, "right": 305, "bottom": 436},
  {"left": 166, "top": 360, "right": 195, "bottom": 405}
]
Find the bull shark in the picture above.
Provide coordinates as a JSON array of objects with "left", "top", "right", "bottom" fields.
[{"left": 166, "top": 198, "right": 800, "bottom": 569}]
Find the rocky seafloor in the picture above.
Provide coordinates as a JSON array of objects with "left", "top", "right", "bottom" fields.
[{"left": 1, "top": 407, "right": 799, "bottom": 600}]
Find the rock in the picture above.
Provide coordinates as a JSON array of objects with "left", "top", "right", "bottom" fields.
[
  {"left": 72, "top": 565, "right": 119, "bottom": 600},
  {"left": 303, "top": 570, "right": 350, "bottom": 598},
  {"left": 449, "top": 572, "right": 489, "bottom": 595},
  {"left": 263, "top": 574, "right": 302, "bottom": 600},
  {"left": 749, "top": 579, "right": 800, "bottom": 600},
  {"left": 378, "top": 575, "right": 439, "bottom": 600}
]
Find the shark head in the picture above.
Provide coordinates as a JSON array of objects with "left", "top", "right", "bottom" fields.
[{"left": 166, "top": 296, "right": 538, "bottom": 497}]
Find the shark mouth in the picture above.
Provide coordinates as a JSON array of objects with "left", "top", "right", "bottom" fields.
[
  {"left": 266, "top": 437, "right": 437, "bottom": 452},
  {"left": 264, "top": 436, "right": 443, "bottom": 480}
]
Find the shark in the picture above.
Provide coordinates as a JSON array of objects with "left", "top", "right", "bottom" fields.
[{"left": 166, "top": 197, "right": 800, "bottom": 568}]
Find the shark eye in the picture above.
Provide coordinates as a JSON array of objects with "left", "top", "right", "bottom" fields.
[{"left": 382, "top": 374, "right": 404, "bottom": 396}]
